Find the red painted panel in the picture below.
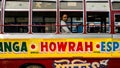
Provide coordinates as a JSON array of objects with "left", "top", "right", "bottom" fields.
[{"left": 0, "top": 58, "right": 120, "bottom": 68}]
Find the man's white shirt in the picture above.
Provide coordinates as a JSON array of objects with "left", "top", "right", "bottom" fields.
[{"left": 61, "top": 20, "right": 71, "bottom": 33}]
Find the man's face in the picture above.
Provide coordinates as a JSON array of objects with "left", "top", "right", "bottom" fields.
[{"left": 62, "top": 14, "right": 68, "bottom": 22}]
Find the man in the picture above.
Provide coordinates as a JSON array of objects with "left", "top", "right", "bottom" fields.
[{"left": 61, "top": 14, "right": 71, "bottom": 33}]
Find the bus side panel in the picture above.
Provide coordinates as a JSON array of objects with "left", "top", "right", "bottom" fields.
[{"left": 0, "top": 58, "right": 120, "bottom": 68}]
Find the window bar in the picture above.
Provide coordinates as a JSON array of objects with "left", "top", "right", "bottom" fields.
[
  {"left": 28, "top": 0, "right": 33, "bottom": 34},
  {"left": 108, "top": 0, "right": 115, "bottom": 34},
  {"left": 83, "top": 0, "right": 87, "bottom": 34},
  {"left": 0, "top": 1, "right": 1, "bottom": 33},
  {"left": 0, "top": 0, "right": 5, "bottom": 34},
  {"left": 56, "top": 0, "right": 60, "bottom": 34}
]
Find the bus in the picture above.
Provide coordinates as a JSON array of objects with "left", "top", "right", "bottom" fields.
[{"left": 0, "top": 0, "right": 120, "bottom": 68}]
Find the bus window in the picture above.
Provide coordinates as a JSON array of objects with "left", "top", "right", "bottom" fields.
[
  {"left": 32, "top": 0, "right": 56, "bottom": 33},
  {"left": 60, "top": 0, "right": 83, "bottom": 33},
  {"left": 5, "top": 0, "right": 29, "bottom": 9},
  {"left": 32, "top": 12, "right": 56, "bottom": 33},
  {"left": 0, "top": 0, "right": 1, "bottom": 9},
  {"left": 33, "top": 0, "right": 56, "bottom": 9},
  {"left": 60, "top": 12, "right": 83, "bottom": 33},
  {"left": 87, "top": 12, "right": 109, "bottom": 33},
  {"left": 72, "top": 16, "right": 83, "bottom": 33},
  {"left": 20, "top": 63, "right": 45, "bottom": 68},
  {"left": 112, "top": 1, "right": 120, "bottom": 10},
  {"left": 4, "top": 11, "right": 28, "bottom": 33},
  {"left": 60, "top": 0, "right": 83, "bottom": 10},
  {"left": 45, "top": 17, "right": 56, "bottom": 33},
  {"left": 32, "top": 12, "right": 44, "bottom": 33},
  {"left": 26, "top": 65, "right": 42, "bottom": 68},
  {"left": 4, "top": 0, "right": 29, "bottom": 33},
  {"left": 115, "top": 15, "right": 120, "bottom": 33}
]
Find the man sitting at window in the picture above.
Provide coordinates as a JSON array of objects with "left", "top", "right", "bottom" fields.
[{"left": 61, "top": 14, "right": 71, "bottom": 33}]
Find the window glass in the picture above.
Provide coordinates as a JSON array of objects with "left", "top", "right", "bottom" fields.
[
  {"left": 87, "top": 12, "right": 109, "bottom": 33},
  {"left": 5, "top": 17, "right": 15, "bottom": 23},
  {"left": 5, "top": 0, "right": 29, "bottom": 9},
  {"left": 4, "top": 11, "right": 28, "bottom": 33},
  {"left": 86, "top": 0, "right": 108, "bottom": 1},
  {"left": 26, "top": 65, "right": 43, "bottom": 68},
  {"left": 45, "top": 17, "right": 56, "bottom": 33},
  {"left": 32, "top": 12, "right": 56, "bottom": 33},
  {"left": 86, "top": 1, "right": 109, "bottom": 11},
  {"left": 60, "top": 12, "right": 83, "bottom": 33},
  {"left": 115, "top": 15, "right": 120, "bottom": 33},
  {"left": 20, "top": 64, "right": 45, "bottom": 68},
  {"left": 33, "top": 0, "right": 56, "bottom": 9},
  {"left": 112, "top": 2, "right": 120, "bottom": 10},
  {"left": 0, "top": 0, "right": 1, "bottom": 9},
  {"left": 60, "top": 1, "right": 83, "bottom": 10},
  {"left": 17, "top": 17, "right": 28, "bottom": 23}
]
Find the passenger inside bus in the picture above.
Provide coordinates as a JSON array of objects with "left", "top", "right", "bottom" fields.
[{"left": 61, "top": 14, "right": 71, "bottom": 33}]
